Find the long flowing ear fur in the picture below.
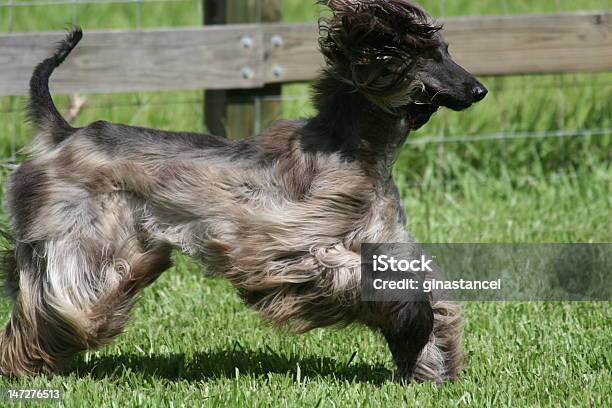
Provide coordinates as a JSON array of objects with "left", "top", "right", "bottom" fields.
[{"left": 317, "top": 0, "right": 441, "bottom": 96}]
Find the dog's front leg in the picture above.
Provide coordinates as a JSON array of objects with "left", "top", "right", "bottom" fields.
[
  {"left": 229, "top": 238, "right": 435, "bottom": 382},
  {"left": 375, "top": 299, "right": 434, "bottom": 383}
]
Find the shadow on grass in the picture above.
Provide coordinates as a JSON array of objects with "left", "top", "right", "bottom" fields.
[{"left": 70, "top": 348, "right": 392, "bottom": 384}]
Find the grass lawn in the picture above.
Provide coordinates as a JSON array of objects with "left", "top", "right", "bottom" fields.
[{"left": 0, "top": 0, "right": 611, "bottom": 406}]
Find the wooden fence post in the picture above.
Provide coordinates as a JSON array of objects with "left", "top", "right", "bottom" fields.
[{"left": 204, "top": 0, "right": 282, "bottom": 139}]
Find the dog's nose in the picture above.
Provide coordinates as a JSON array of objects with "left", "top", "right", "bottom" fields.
[{"left": 471, "top": 85, "right": 488, "bottom": 102}]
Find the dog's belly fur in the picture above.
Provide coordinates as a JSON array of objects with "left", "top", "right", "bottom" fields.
[{"left": 7, "top": 120, "right": 407, "bottom": 336}]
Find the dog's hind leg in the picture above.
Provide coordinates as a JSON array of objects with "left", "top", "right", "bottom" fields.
[
  {"left": 0, "top": 240, "right": 171, "bottom": 376},
  {"left": 0, "top": 197, "right": 172, "bottom": 376}
]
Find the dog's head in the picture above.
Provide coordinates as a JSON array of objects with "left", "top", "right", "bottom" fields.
[{"left": 319, "top": 0, "right": 487, "bottom": 129}]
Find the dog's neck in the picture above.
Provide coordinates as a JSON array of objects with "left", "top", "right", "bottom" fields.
[{"left": 300, "top": 70, "right": 411, "bottom": 173}]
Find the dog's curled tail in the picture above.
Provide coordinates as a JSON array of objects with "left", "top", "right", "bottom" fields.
[{"left": 27, "top": 27, "right": 82, "bottom": 148}]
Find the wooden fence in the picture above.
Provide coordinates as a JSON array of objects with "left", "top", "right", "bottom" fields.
[{"left": 1, "top": 10, "right": 611, "bottom": 136}]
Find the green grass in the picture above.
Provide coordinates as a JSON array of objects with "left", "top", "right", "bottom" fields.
[{"left": 0, "top": 0, "right": 611, "bottom": 406}]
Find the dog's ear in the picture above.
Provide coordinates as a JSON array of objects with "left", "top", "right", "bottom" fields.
[
  {"left": 318, "top": 0, "right": 441, "bottom": 101},
  {"left": 319, "top": 0, "right": 440, "bottom": 53}
]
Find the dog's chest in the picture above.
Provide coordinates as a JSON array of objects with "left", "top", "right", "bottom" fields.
[{"left": 344, "top": 194, "right": 408, "bottom": 249}]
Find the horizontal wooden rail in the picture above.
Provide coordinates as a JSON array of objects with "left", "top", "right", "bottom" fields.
[
  {"left": 0, "top": 11, "right": 610, "bottom": 97},
  {"left": 265, "top": 12, "right": 612, "bottom": 83}
]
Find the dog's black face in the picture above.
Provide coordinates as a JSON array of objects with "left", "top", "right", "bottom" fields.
[
  {"left": 320, "top": 0, "right": 487, "bottom": 130},
  {"left": 405, "top": 38, "right": 488, "bottom": 129}
]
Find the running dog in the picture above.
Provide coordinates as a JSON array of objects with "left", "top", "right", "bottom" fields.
[{"left": 0, "top": 0, "right": 486, "bottom": 382}]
